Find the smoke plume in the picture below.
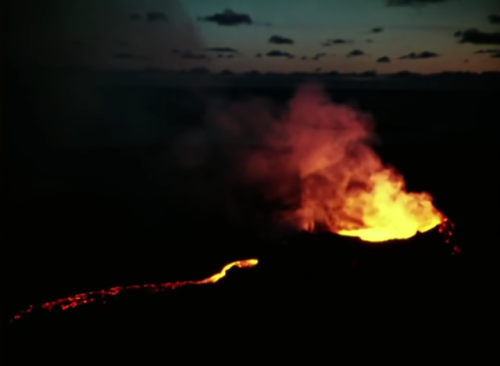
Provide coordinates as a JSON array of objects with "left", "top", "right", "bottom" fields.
[
  {"left": 192, "top": 83, "right": 374, "bottom": 227},
  {"left": 6, "top": 0, "right": 208, "bottom": 149},
  {"left": 195, "top": 83, "right": 442, "bottom": 240}
]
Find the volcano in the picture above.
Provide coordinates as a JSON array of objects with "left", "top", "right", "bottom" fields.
[
  {"left": 265, "top": 220, "right": 459, "bottom": 275},
  {"left": 4, "top": 82, "right": 473, "bottom": 362},
  {"left": 5, "top": 223, "right": 463, "bottom": 363}
]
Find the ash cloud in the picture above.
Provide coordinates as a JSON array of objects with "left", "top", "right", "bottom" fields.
[
  {"left": 195, "top": 83, "right": 383, "bottom": 232},
  {"left": 6, "top": 0, "right": 208, "bottom": 149}
]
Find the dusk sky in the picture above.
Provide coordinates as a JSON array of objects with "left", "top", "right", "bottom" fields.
[{"left": 14, "top": 0, "right": 500, "bottom": 74}]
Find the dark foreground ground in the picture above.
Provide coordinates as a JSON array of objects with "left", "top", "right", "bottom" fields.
[
  {"left": 3, "top": 85, "right": 498, "bottom": 360},
  {"left": 2, "top": 232, "right": 493, "bottom": 363}
]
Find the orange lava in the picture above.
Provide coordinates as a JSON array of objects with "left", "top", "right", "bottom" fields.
[
  {"left": 327, "top": 169, "right": 445, "bottom": 242},
  {"left": 237, "top": 83, "right": 447, "bottom": 242},
  {"left": 10, "top": 259, "right": 258, "bottom": 322},
  {"left": 287, "top": 86, "right": 447, "bottom": 242}
]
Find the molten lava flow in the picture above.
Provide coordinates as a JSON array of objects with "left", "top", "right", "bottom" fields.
[
  {"left": 10, "top": 259, "right": 258, "bottom": 322},
  {"left": 333, "top": 169, "right": 445, "bottom": 242},
  {"left": 438, "top": 218, "right": 461, "bottom": 255}
]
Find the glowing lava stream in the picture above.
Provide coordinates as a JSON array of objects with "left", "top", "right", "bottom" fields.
[{"left": 10, "top": 259, "right": 258, "bottom": 323}]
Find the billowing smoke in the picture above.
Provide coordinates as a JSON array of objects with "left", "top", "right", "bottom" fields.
[
  {"left": 186, "top": 83, "right": 442, "bottom": 241},
  {"left": 7, "top": 0, "right": 206, "bottom": 69},
  {"left": 6, "top": 0, "right": 208, "bottom": 149},
  {"left": 193, "top": 83, "right": 375, "bottom": 228}
]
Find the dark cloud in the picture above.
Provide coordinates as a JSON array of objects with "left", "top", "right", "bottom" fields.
[
  {"left": 255, "top": 53, "right": 262, "bottom": 58},
  {"left": 198, "top": 9, "right": 252, "bottom": 26},
  {"left": 268, "top": 35, "right": 294, "bottom": 44},
  {"left": 184, "top": 67, "right": 210, "bottom": 74},
  {"left": 113, "top": 53, "right": 138, "bottom": 59},
  {"left": 366, "top": 39, "right": 374, "bottom": 43},
  {"left": 455, "top": 29, "right": 500, "bottom": 45},
  {"left": 489, "top": 14, "right": 500, "bottom": 24},
  {"left": 180, "top": 50, "right": 209, "bottom": 60},
  {"left": 266, "top": 50, "right": 294, "bottom": 58},
  {"left": 70, "top": 39, "right": 85, "bottom": 47},
  {"left": 334, "top": 39, "right": 352, "bottom": 44},
  {"left": 312, "top": 53, "right": 326, "bottom": 60},
  {"left": 377, "top": 56, "right": 391, "bottom": 63},
  {"left": 387, "top": 0, "right": 447, "bottom": 6},
  {"left": 323, "top": 39, "right": 353, "bottom": 46},
  {"left": 244, "top": 70, "right": 261, "bottom": 76},
  {"left": 129, "top": 13, "right": 141, "bottom": 20},
  {"left": 371, "top": 27, "right": 384, "bottom": 33},
  {"left": 346, "top": 49, "right": 365, "bottom": 57},
  {"left": 205, "top": 47, "right": 239, "bottom": 53},
  {"left": 146, "top": 11, "right": 168, "bottom": 22},
  {"left": 475, "top": 48, "right": 500, "bottom": 58},
  {"left": 474, "top": 49, "right": 500, "bottom": 54},
  {"left": 399, "top": 51, "right": 439, "bottom": 59}
]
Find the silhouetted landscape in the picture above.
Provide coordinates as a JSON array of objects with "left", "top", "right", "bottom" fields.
[
  {"left": 4, "top": 0, "right": 499, "bottom": 361},
  {"left": 6, "top": 79, "right": 498, "bottom": 353}
]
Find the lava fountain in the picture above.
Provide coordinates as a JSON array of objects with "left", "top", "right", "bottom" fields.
[{"left": 235, "top": 83, "right": 448, "bottom": 242}]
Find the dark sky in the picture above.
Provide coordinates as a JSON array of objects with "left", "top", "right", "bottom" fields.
[{"left": 7, "top": 0, "right": 500, "bottom": 73}]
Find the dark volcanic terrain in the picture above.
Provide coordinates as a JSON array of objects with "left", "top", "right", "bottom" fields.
[{"left": 4, "top": 85, "right": 497, "bottom": 360}]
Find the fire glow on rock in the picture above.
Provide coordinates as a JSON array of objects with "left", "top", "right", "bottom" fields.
[{"left": 10, "top": 259, "right": 258, "bottom": 323}]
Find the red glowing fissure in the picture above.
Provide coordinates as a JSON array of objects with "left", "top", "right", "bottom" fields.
[
  {"left": 10, "top": 222, "right": 459, "bottom": 323},
  {"left": 10, "top": 259, "right": 259, "bottom": 323}
]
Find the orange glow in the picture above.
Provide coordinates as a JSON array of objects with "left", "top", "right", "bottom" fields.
[
  {"left": 10, "top": 259, "right": 258, "bottom": 322},
  {"left": 286, "top": 85, "right": 447, "bottom": 242},
  {"left": 238, "top": 83, "right": 446, "bottom": 242},
  {"left": 327, "top": 169, "right": 444, "bottom": 242}
]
